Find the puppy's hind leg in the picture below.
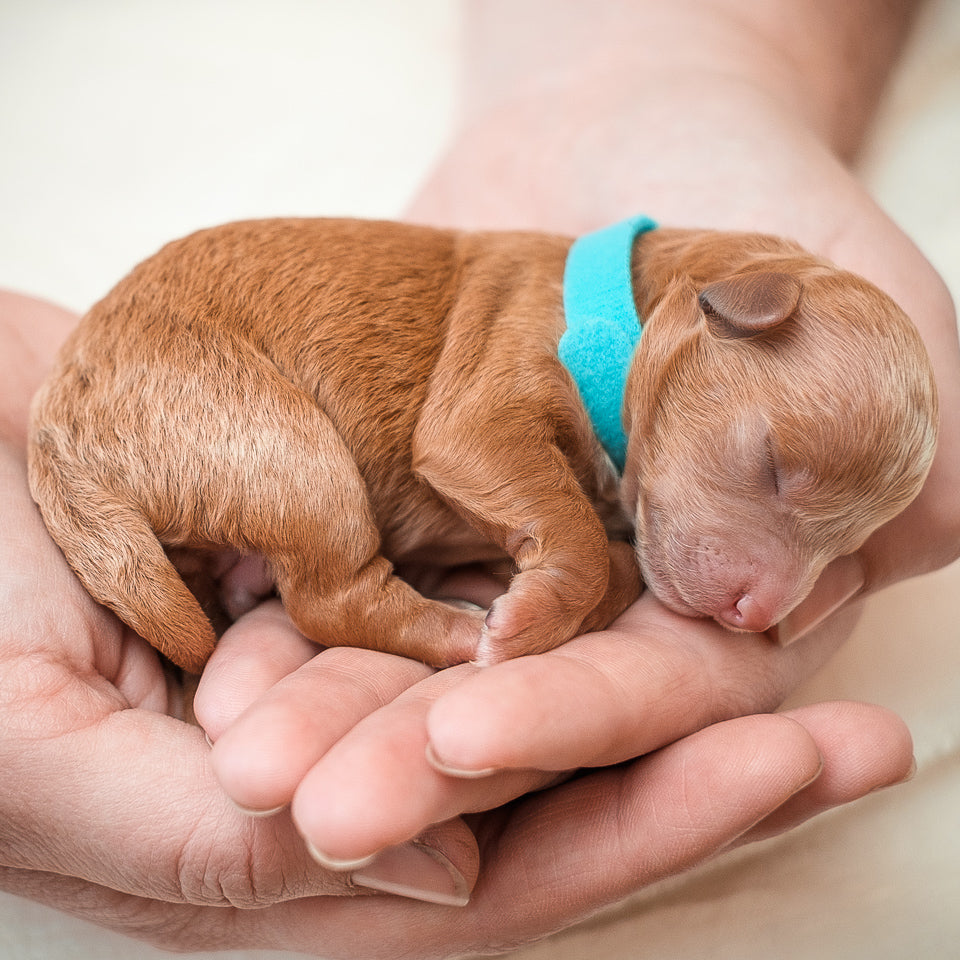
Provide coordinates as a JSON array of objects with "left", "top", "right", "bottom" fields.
[
  {"left": 27, "top": 439, "right": 217, "bottom": 673},
  {"left": 30, "top": 333, "right": 480, "bottom": 671},
  {"left": 210, "top": 361, "right": 484, "bottom": 667}
]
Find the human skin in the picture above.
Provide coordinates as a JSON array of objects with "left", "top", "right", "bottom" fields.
[{"left": 0, "top": 0, "right": 955, "bottom": 956}]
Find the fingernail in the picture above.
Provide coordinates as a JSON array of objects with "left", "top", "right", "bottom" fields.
[
  {"left": 230, "top": 799, "right": 288, "bottom": 818},
  {"left": 425, "top": 742, "right": 497, "bottom": 779},
  {"left": 771, "top": 555, "right": 865, "bottom": 647},
  {"left": 306, "top": 842, "right": 378, "bottom": 873},
  {"left": 352, "top": 839, "right": 471, "bottom": 907},
  {"left": 901, "top": 756, "right": 918, "bottom": 784}
]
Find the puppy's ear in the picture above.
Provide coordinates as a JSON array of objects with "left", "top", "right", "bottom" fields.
[{"left": 699, "top": 271, "right": 802, "bottom": 339}]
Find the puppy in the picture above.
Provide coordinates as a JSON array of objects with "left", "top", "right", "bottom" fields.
[{"left": 27, "top": 217, "right": 938, "bottom": 672}]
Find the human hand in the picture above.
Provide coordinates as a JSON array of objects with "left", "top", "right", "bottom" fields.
[
  {"left": 203, "top": 0, "right": 956, "bottom": 945},
  {"left": 5, "top": 3, "right": 952, "bottom": 952},
  {"left": 0, "top": 366, "right": 913, "bottom": 957},
  {"left": 195, "top": 598, "right": 913, "bottom": 957}
]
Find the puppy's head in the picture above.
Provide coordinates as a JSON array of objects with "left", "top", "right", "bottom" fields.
[{"left": 621, "top": 230, "right": 938, "bottom": 633}]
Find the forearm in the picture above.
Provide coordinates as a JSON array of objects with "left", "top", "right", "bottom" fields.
[
  {"left": 460, "top": 0, "right": 923, "bottom": 163},
  {"left": 412, "top": 0, "right": 926, "bottom": 236}
]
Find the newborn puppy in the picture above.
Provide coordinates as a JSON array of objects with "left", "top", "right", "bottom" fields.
[{"left": 27, "top": 217, "right": 938, "bottom": 672}]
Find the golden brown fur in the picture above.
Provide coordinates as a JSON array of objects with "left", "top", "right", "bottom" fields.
[{"left": 27, "top": 219, "right": 938, "bottom": 671}]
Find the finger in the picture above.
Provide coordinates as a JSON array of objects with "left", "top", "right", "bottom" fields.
[
  {"left": 205, "top": 639, "right": 483, "bottom": 905},
  {"left": 0, "top": 705, "right": 900, "bottom": 958},
  {"left": 347, "top": 818, "right": 480, "bottom": 907},
  {"left": 209, "top": 645, "right": 434, "bottom": 813},
  {"left": 426, "top": 591, "right": 858, "bottom": 776},
  {"left": 238, "top": 710, "right": 833, "bottom": 959},
  {"left": 193, "top": 599, "right": 319, "bottom": 740},
  {"left": 734, "top": 700, "right": 915, "bottom": 845},
  {"left": 290, "top": 663, "right": 558, "bottom": 865},
  {"left": 0, "top": 291, "right": 78, "bottom": 442},
  {"left": 769, "top": 553, "right": 865, "bottom": 646}
]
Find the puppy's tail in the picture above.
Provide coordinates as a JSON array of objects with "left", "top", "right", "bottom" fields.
[{"left": 28, "top": 439, "right": 216, "bottom": 674}]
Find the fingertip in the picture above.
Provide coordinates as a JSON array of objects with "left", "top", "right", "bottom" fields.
[
  {"left": 207, "top": 712, "right": 301, "bottom": 813},
  {"left": 192, "top": 599, "right": 317, "bottom": 739},
  {"left": 425, "top": 682, "right": 510, "bottom": 776},
  {"left": 891, "top": 754, "right": 918, "bottom": 788},
  {"left": 305, "top": 843, "right": 377, "bottom": 873},
  {"left": 733, "top": 701, "right": 915, "bottom": 846},
  {"left": 771, "top": 554, "right": 865, "bottom": 646},
  {"left": 782, "top": 700, "right": 915, "bottom": 792},
  {"left": 351, "top": 838, "right": 474, "bottom": 907},
  {"left": 747, "top": 712, "right": 826, "bottom": 798},
  {"left": 229, "top": 799, "right": 288, "bottom": 818},
  {"left": 305, "top": 822, "right": 479, "bottom": 907}
]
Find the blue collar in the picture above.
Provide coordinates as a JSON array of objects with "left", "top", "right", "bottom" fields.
[{"left": 559, "top": 215, "right": 657, "bottom": 472}]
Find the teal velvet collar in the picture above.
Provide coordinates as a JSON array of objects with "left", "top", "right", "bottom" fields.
[{"left": 559, "top": 215, "right": 657, "bottom": 472}]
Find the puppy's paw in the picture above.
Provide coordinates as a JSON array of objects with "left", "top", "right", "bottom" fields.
[
  {"left": 428, "top": 604, "right": 488, "bottom": 667},
  {"left": 472, "top": 590, "right": 576, "bottom": 665},
  {"left": 473, "top": 547, "right": 642, "bottom": 664}
]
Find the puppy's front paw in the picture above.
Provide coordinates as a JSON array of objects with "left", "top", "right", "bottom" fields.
[
  {"left": 473, "top": 543, "right": 643, "bottom": 664},
  {"left": 472, "top": 585, "right": 578, "bottom": 665}
]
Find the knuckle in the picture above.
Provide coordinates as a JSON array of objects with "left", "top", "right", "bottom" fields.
[{"left": 175, "top": 814, "right": 300, "bottom": 909}]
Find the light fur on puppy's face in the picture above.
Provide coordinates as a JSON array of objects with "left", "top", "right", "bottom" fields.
[{"left": 622, "top": 233, "right": 938, "bottom": 633}]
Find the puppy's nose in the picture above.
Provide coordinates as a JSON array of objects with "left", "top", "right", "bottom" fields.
[{"left": 717, "top": 594, "right": 774, "bottom": 634}]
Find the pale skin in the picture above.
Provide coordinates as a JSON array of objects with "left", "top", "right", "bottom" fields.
[{"left": 0, "top": 1, "right": 956, "bottom": 956}]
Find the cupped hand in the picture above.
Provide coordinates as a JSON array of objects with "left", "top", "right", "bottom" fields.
[
  {"left": 0, "top": 293, "right": 473, "bottom": 949},
  {"left": 199, "top": 569, "right": 893, "bottom": 862},
  {"left": 195, "top": 597, "right": 912, "bottom": 958},
  {"left": 5, "top": 3, "right": 953, "bottom": 950},
  {"left": 203, "top": 2, "right": 960, "bottom": 936},
  {"left": 0, "top": 405, "right": 912, "bottom": 956}
]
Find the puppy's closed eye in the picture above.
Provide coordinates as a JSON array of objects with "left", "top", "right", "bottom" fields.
[{"left": 765, "top": 436, "right": 784, "bottom": 497}]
